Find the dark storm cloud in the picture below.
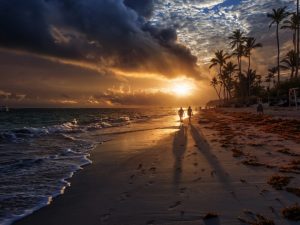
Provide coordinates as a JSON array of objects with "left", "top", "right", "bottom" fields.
[
  {"left": 124, "top": 0, "right": 154, "bottom": 18},
  {"left": 0, "top": 0, "right": 200, "bottom": 78}
]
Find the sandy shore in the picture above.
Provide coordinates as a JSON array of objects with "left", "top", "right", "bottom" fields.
[{"left": 14, "top": 111, "right": 300, "bottom": 225}]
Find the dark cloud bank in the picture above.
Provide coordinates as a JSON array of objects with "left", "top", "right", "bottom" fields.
[{"left": 0, "top": 0, "right": 200, "bottom": 78}]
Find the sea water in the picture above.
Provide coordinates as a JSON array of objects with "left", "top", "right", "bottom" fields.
[{"left": 0, "top": 108, "right": 175, "bottom": 225}]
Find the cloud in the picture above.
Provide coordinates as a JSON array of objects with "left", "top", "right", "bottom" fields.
[
  {"left": 0, "top": 0, "right": 200, "bottom": 79},
  {"left": 0, "top": 90, "right": 26, "bottom": 101},
  {"left": 150, "top": 0, "right": 296, "bottom": 71}
]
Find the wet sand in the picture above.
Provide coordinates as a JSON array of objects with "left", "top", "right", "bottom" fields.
[{"left": 14, "top": 112, "right": 300, "bottom": 225}]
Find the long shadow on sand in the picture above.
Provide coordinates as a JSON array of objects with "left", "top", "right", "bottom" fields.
[
  {"left": 172, "top": 124, "right": 188, "bottom": 186},
  {"left": 190, "top": 124, "right": 234, "bottom": 193}
]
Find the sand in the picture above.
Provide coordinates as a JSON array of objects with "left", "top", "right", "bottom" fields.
[{"left": 14, "top": 111, "right": 300, "bottom": 225}]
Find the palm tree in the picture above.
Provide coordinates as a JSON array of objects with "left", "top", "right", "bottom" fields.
[
  {"left": 297, "top": 0, "right": 299, "bottom": 77},
  {"left": 265, "top": 75, "right": 272, "bottom": 89},
  {"left": 246, "top": 69, "right": 260, "bottom": 95},
  {"left": 267, "top": 7, "right": 290, "bottom": 83},
  {"left": 229, "top": 29, "right": 246, "bottom": 76},
  {"left": 280, "top": 50, "right": 299, "bottom": 78},
  {"left": 245, "top": 37, "right": 263, "bottom": 71},
  {"left": 209, "top": 50, "right": 231, "bottom": 99},
  {"left": 210, "top": 77, "right": 221, "bottom": 100},
  {"left": 267, "top": 67, "right": 277, "bottom": 87},
  {"left": 244, "top": 37, "right": 262, "bottom": 96},
  {"left": 209, "top": 50, "right": 231, "bottom": 73},
  {"left": 223, "top": 61, "right": 238, "bottom": 98},
  {"left": 281, "top": 13, "right": 299, "bottom": 52}
]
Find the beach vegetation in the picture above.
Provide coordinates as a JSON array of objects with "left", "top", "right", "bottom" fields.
[{"left": 209, "top": 3, "right": 300, "bottom": 108}]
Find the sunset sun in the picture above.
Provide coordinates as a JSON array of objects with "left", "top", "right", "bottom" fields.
[
  {"left": 170, "top": 79, "right": 196, "bottom": 97},
  {"left": 172, "top": 84, "right": 191, "bottom": 96}
]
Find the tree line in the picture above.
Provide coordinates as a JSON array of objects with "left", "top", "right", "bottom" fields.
[{"left": 210, "top": 1, "right": 300, "bottom": 105}]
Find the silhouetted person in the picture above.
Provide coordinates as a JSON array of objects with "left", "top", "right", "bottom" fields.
[
  {"left": 257, "top": 103, "right": 264, "bottom": 115},
  {"left": 187, "top": 106, "right": 193, "bottom": 123},
  {"left": 178, "top": 107, "right": 184, "bottom": 122}
]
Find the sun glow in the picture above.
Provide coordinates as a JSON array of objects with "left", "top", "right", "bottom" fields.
[
  {"left": 170, "top": 79, "right": 196, "bottom": 97},
  {"left": 172, "top": 84, "right": 191, "bottom": 96}
]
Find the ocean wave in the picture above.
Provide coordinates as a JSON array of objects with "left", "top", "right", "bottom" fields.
[
  {"left": 0, "top": 109, "right": 176, "bottom": 225},
  {"left": 0, "top": 112, "right": 177, "bottom": 143},
  {"left": 0, "top": 116, "right": 129, "bottom": 143},
  {"left": 0, "top": 142, "right": 94, "bottom": 225}
]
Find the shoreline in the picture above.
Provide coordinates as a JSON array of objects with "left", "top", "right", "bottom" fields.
[
  {"left": 13, "top": 116, "right": 180, "bottom": 225},
  {"left": 13, "top": 111, "right": 300, "bottom": 225}
]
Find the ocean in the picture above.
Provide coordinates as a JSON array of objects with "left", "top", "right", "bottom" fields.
[{"left": 0, "top": 108, "right": 176, "bottom": 225}]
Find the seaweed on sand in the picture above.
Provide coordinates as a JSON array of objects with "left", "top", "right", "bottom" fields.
[
  {"left": 282, "top": 204, "right": 300, "bottom": 221},
  {"left": 238, "top": 213, "right": 275, "bottom": 225},
  {"left": 286, "top": 187, "right": 300, "bottom": 197},
  {"left": 203, "top": 212, "right": 219, "bottom": 220},
  {"left": 232, "top": 148, "right": 244, "bottom": 157},
  {"left": 267, "top": 174, "right": 293, "bottom": 190}
]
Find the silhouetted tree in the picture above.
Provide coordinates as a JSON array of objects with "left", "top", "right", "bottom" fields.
[
  {"left": 246, "top": 69, "right": 261, "bottom": 96},
  {"left": 297, "top": 0, "right": 299, "bottom": 77},
  {"left": 268, "top": 7, "right": 290, "bottom": 83},
  {"left": 244, "top": 37, "right": 262, "bottom": 96},
  {"left": 280, "top": 50, "right": 299, "bottom": 78},
  {"left": 282, "top": 13, "right": 299, "bottom": 52},
  {"left": 229, "top": 29, "right": 246, "bottom": 78},
  {"left": 210, "top": 77, "right": 221, "bottom": 100},
  {"left": 223, "top": 61, "right": 238, "bottom": 98},
  {"left": 209, "top": 50, "right": 231, "bottom": 99},
  {"left": 267, "top": 67, "right": 277, "bottom": 88}
]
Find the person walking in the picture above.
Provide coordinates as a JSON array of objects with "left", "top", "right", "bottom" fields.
[
  {"left": 178, "top": 107, "right": 184, "bottom": 122},
  {"left": 187, "top": 106, "right": 193, "bottom": 123}
]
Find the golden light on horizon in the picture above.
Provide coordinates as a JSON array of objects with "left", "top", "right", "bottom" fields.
[
  {"left": 170, "top": 78, "right": 196, "bottom": 97},
  {"left": 172, "top": 84, "right": 191, "bottom": 96}
]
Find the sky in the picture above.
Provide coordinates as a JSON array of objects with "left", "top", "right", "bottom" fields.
[{"left": 0, "top": 0, "right": 297, "bottom": 107}]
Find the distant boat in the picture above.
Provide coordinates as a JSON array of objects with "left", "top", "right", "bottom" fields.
[{"left": 0, "top": 106, "right": 9, "bottom": 112}]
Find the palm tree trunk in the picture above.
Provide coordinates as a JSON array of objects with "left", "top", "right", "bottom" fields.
[
  {"left": 296, "top": 0, "right": 299, "bottom": 78},
  {"left": 293, "top": 31, "right": 297, "bottom": 52},
  {"left": 213, "top": 86, "right": 221, "bottom": 100},
  {"left": 218, "top": 84, "right": 222, "bottom": 99},
  {"left": 248, "top": 54, "right": 251, "bottom": 97},
  {"left": 276, "top": 23, "right": 281, "bottom": 83}
]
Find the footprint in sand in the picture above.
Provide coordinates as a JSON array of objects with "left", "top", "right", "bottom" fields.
[
  {"left": 137, "top": 163, "right": 143, "bottom": 170},
  {"left": 269, "top": 206, "right": 277, "bottom": 215},
  {"left": 211, "top": 170, "right": 216, "bottom": 177},
  {"left": 146, "top": 219, "right": 155, "bottom": 225},
  {"left": 193, "top": 177, "right": 202, "bottom": 182},
  {"left": 149, "top": 166, "right": 156, "bottom": 173},
  {"left": 119, "top": 191, "right": 131, "bottom": 201},
  {"left": 168, "top": 201, "right": 182, "bottom": 210},
  {"left": 141, "top": 169, "right": 147, "bottom": 175},
  {"left": 240, "top": 179, "right": 247, "bottom": 183},
  {"left": 180, "top": 187, "right": 187, "bottom": 194},
  {"left": 176, "top": 167, "right": 182, "bottom": 173},
  {"left": 147, "top": 180, "right": 155, "bottom": 186},
  {"left": 100, "top": 212, "right": 111, "bottom": 223},
  {"left": 129, "top": 174, "right": 135, "bottom": 184},
  {"left": 180, "top": 211, "right": 185, "bottom": 217}
]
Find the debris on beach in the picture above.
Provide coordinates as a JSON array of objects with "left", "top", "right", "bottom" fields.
[
  {"left": 286, "top": 187, "right": 300, "bottom": 197},
  {"left": 282, "top": 204, "right": 300, "bottom": 221},
  {"left": 238, "top": 211, "right": 275, "bottom": 225},
  {"left": 203, "top": 212, "right": 219, "bottom": 220},
  {"left": 267, "top": 174, "right": 293, "bottom": 190},
  {"left": 232, "top": 148, "right": 245, "bottom": 157}
]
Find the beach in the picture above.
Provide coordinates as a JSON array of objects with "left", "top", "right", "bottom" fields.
[{"left": 13, "top": 109, "right": 300, "bottom": 225}]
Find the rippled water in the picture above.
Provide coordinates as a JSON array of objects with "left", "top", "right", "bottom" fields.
[{"left": 0, "top": 108, "right": 175, "bottom": 225}]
